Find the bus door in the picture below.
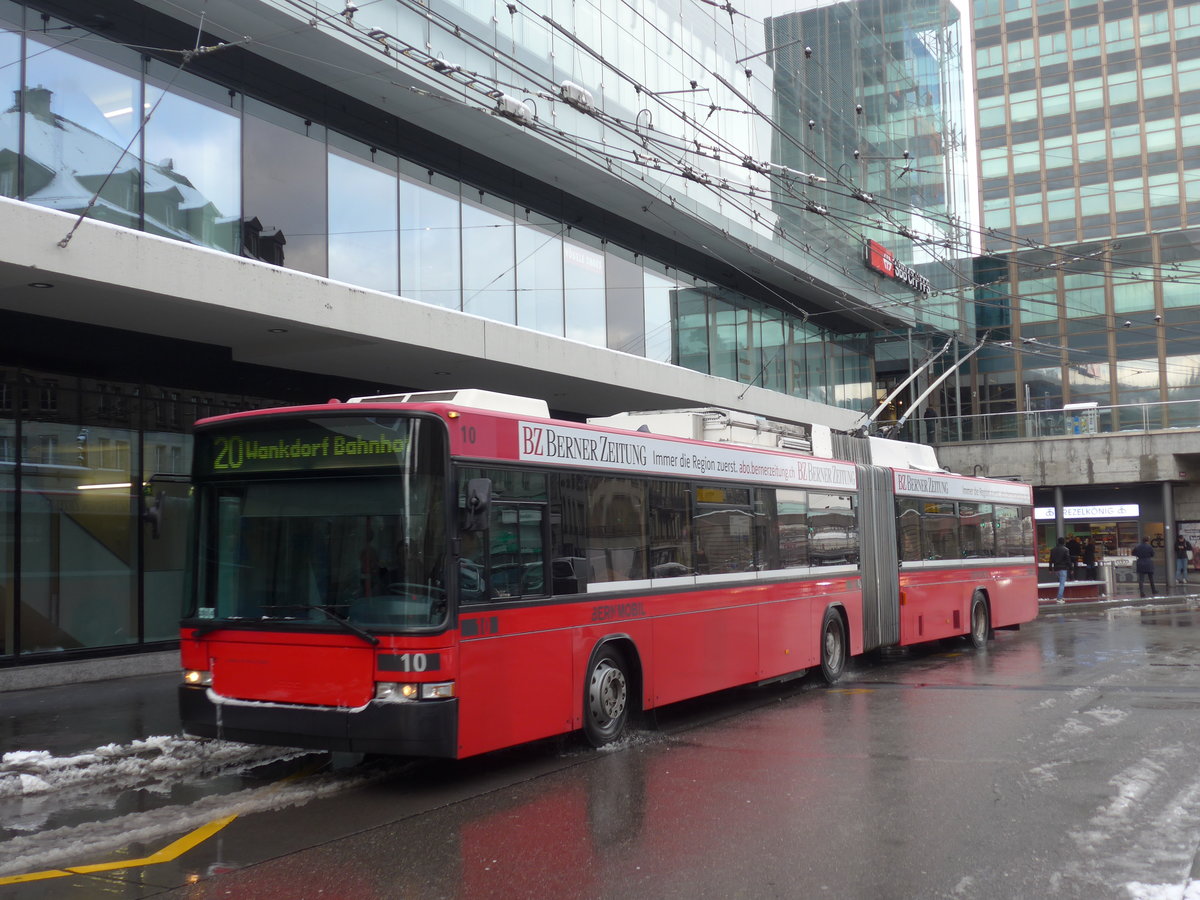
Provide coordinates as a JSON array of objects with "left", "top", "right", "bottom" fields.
[{"left": 454, "top": 468, "right": 571, "bottom": 756}]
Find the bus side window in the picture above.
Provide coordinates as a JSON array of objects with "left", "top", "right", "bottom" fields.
[
  {"left": 808, "top": 492, "right": 858, "bottom": 566},
  {"left": 489, "top": 504, "right": 545, "bottom": 599},
  {"left": 922, "top": 501, "right": 959, "bottom": 560},
  {"left": 458, "top": 529, "right": 488, "bottom": 603},
  {"left": 776, "top": 489, "right": 808, "bottom": 568},
  {"left": 692, "top": 485, "right": 754, "bottom": 574},
  {"left": 898, "top": 499, "right": 923, "bottom": 562}
]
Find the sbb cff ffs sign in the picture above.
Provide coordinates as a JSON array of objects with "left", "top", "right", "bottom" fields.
[{"left": 864, "top": 240, "right": 933, "bottom": 296}]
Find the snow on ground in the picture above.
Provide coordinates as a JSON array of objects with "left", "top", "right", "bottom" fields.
[
  {"left": 1062, "top": 743, "right": 1200, "bottom": 891},
  {"left": 1085, "top": 707, "right": 1130, "bottom": 727},
  {"left": 0, "top": 763, "right": 383, "bottom": 877},
  {"left": 0, "top": 735, "right": 304, "bottom": 800},
  {"left": 0, "top": 735, "right": 341, "bottom": 876},
  {"left": 1126, "top": 882, "right": 1200, "bottom": 900}
]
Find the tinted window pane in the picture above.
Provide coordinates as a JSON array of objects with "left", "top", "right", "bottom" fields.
[
  {"left": 711, "top": 298, "right": 745, "bottom": 381},
  {"left": 996, "top": 505, "right": 1032, "bottom": 557},
  {"left": 960, "top": 503, "right": 996, "bottom": 558},
  {"left": 243, "top": 103, "right": 327, "bottom": 275},
  {"left": 0, "top": 11, "right": 18, "bottom": 198},
  {"left": 643, "top": 269, "right": 676, "bottom": 363},
  {"left": 922, "top": 501, "right": 959, "bottom": 560},
  {"left": 144, "top": 80, "right": 241, "bottom": 253},
  {"left": 21, "top": 380, "right": 137, "bottom": 652},
  {"left": 564, "top": 237, "right": 606, "bottom": 346},
  {"left": 675, "top": 287, "right": 710, "bottom": 373},
  {"left": 809, "top": 493, "right": 857, "bottom": 566},
  {"left": 462, "top": 197, "right": 515, "bottom": 323},
  {"left": 550, "top": 472, "right": 588, "bottom": 593},
  {"left": 328, "top": 150, "right": 398, "bottom": 293},
  {"left": 648, "top": 480, "right": 692, "bottom": 576},
  {"left": 487, "top": 505, "right": 544, "bottom": 599},
  {"left": 586, "top": 476, "right": 647, "bottom": 583},
  {"left": 0, "top": 367, "right": 12, "bottom": 653},
  {"left": 605, "top": 247, "right": 644, "bottom": 355},
  {"left": 25, "top": 41, "right": 142, "bottom": 229},
  {"left": 143, "top": 430, "right": 193, "bottom": 641},
  {"left": 693, "top": 485, "right": 755, "bottom": 574},
  {"left": 777, "top": 489, "right": 808, "bottom": 568},
  {"left": 898, "top": 499, "right": 923, "bottom": 561},
  {"left": 516, "top": 218, "right": 564, "bottom": 334},
  {"left": 400, "top": 177, "right": 460, "bottom": 309}
]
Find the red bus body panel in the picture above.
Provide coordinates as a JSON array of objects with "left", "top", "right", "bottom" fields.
[
  {"left": 453, "top": 577, "right": 859, "bottom": 758},
  {"left": 897, "top": 563, "right": 1039, "bottom": 646}
]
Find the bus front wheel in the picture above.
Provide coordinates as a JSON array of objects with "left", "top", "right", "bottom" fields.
[
  {"left": 584, "top": 647, "right": 630, "bottom": 747},
  {"left": 819, "top": 608, "right": 847, "bottom": 684}
]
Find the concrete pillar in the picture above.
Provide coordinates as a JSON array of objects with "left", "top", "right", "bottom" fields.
[
  {"left": 1054, "top": 486, "right": 1065, "bottom": 540},
  {"left": 1164, "top": 481, "right": 1176, "bottom": 589}
]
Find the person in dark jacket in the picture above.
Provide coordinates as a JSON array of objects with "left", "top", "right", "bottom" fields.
[
  {"left": 1049, "top": 537, "right": 1071, "bottom": 603},
  {"left": 1082, "top": 537, "right": 1098, "bottom": 580},
  {"left": 1174, "top": 535, "right": 1193, "bottom": 585},
  {"left": 1066, "top": 536, "right": 1082, "bottom": 580},
  {"left": 1134, "top": 536, "right": 1157, "bottom": 598}
]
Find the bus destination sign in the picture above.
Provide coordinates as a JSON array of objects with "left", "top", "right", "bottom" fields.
[{"left": 197, "top": 419, "right": 411, "bottom": 475}]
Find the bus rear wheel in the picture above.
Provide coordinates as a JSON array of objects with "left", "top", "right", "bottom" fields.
[
  {"left": 968, "top": 593, "right": 990, "bottom": 649},
  {"left": 584, "top": 647, "right": 630, "bottom": 747},
  {"left": 819, "top": 608, "right": 847, "bottom": 685}
]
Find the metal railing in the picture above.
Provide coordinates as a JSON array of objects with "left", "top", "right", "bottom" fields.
[{"left": 879, "top": 398, "right": 1200, "bottom": 446}]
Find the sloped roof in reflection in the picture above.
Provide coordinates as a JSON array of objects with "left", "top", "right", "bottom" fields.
[{"left": 4, "top": 87, "right": 226, "bottom": 240}]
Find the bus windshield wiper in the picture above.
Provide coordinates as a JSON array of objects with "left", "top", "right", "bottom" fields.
[{"left": 259, "top": 604, "right": 379, "bottom": 646}]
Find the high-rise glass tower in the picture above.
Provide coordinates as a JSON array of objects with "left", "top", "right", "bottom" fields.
[{"left": 971, "top": 0, "right": 1200, "bottom": 427}]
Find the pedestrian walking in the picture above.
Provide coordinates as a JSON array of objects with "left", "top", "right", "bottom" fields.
[
  {"left": 1049, "top": 537, "right": 1071, "bottom": 603},
  {"left": 1174, "top": 534, "right": 1193, "bottom": 585},
  {"left": 1134, "top": 535, "right": 1157, "bottom": 597},
  {"left": 1082, "top": 537, "right": 1098, "bottom": 580}
]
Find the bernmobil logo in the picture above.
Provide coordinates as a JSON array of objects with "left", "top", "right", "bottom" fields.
[
  {"left": 865, "top": 239, "right": 896, "bottom": 277},
  {"left": 864, "top": 240, "right": 932, "bottom": 296}
]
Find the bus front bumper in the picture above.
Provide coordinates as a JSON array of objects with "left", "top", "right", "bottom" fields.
[{"left": 179, "top": 685, "right": 458, "bottom": 757}]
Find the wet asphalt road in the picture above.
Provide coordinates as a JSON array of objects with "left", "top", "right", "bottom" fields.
[{"left": 4, "top": 599, "right": 1200, "bottom": 899}]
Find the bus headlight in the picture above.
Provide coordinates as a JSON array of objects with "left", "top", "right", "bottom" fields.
[
  {"left": 375, "top": 682, "right": 419, "bottom": 702},
  {"left": 374, "top": 681, "right": 455, "bottom": 702},
  {"left": 183, "top": 669, "right": 212, "bottom": 686},
  {"left": 420, "top": 681, "right": 456, "bottom": 700}
]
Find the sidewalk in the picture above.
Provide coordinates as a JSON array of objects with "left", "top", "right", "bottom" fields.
[
  {"left": 1037, "top": 580, "right": 1200, "bottom": 609},
  {"left": 0, "top": 654, "right": 180, "bottom": 758},
  {"left": 0, "top": 670, "right": 180, "bottom": 758}
]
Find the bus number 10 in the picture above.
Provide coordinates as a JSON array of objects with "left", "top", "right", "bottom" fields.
[{"left": 396, "top": 652, "right": 429, "bottom": 672}]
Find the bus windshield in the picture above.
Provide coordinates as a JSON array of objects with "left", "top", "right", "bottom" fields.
[{"left": 188, "top": 415, "right": 448, "bottom": 630}]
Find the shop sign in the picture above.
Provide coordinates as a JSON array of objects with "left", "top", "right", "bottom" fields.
[
  {"left": 1034, "top": 504, "right": 1140, "bottom": 520},
  {"left": 863, "top": 240, "right": 932, "bottom": 296}
]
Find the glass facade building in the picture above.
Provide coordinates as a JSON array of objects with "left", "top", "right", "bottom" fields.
[
  {"left": 0, "top": 0, "right": 977, "bottom": 663},
  {"left": 971, "top": 0, "right": 1200, "bottom": 427}
]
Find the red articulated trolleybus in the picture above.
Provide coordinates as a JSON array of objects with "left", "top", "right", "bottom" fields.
[{"left": 179, "top": 389, "right": 1038, "bottom": 758}]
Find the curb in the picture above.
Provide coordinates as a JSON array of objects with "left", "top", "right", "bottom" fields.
[{"left": 0, "top": 650, "right": 178, "bottom": 693}]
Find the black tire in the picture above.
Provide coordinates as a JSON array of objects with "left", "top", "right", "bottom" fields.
[
  {"left": 819, "top": 607, "right": 847, "bottom": 685},
  {"left": 583, "top": 646, "right": 631, "bottom": 747},
  {"left": 967, "top": 593, "right": 990, "bottom": 649}
]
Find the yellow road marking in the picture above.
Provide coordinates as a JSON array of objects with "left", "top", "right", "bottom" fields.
[
  {"left": 0, "top": 753, "right": 328, "bottom": 886},
  {"left": 0, "top": 815, "right": 237, "bottom": 885},
  {"left": 828, "top": 687, "right": 876, "bottom": 694}
]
